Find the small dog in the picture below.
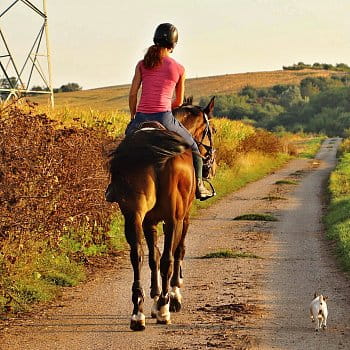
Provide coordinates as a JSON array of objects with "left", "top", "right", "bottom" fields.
[{"left": 310, "top": 292, "right": 328, "bottom": 331}]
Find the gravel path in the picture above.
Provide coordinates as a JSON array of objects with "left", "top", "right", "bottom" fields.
[{"left": 1, "top": 138, "right": 349, "bottom": 349}]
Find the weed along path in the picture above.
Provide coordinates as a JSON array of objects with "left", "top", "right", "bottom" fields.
[{"left": 2, "top": 138, "right": 350, "bottom": 349}]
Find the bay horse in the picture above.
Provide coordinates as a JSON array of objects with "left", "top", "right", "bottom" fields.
[{"left": 107, "top": 97, "right": 216, "bottom": 331}]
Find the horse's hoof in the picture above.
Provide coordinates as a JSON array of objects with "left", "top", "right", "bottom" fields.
[
  {"left": 130, "top": 319, "right": 145, "bottom": 331},
  {"left": 130, "top": 312, "right": 145, "bottom": 331},
  {"left": 156, "top": 303, "right": 171, "bottom": 325},
  {"left": 170, "top": 297, "right": 182, "bottom": 312},
  {"left": 156, "top": 318, "right": 171, "bottom": 325},
  {"left": 170, "top": 287, "right": 182, "bottom": 312}
]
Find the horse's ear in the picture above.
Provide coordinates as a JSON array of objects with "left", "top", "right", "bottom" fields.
[
  {"left": 204, "top": 96, "right": 215, "bottom": 118},
  {"left": 183, "top": 96, "right": 193, "bottom": 106}
]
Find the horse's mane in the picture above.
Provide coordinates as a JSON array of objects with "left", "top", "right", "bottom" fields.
[
  {"left": 172, "top": 98, "right": 205, "bottom": 141},
  {"left": 108, "top": 129, "right": 190, "bottom": 175},
  {"left": 172, "top": 96, "right": 202, "bottom": 121}
]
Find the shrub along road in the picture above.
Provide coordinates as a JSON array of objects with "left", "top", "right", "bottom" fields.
[{"left": 1, "top": 139, "right": 350, "bottom": 349}]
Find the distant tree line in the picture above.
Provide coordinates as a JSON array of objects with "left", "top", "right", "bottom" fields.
[
  {"left": 32, "top": 82, "right": 82, "bottom": 93},
  {"left": 0, "top": 77, "right": 18, "bottom": 89},
  {"left": 200, "top": 74, "right": 350, "bottom": 137},
  {"left": 0, "top": 77, "right": 82, "bottom": 94},
  {"left": 283, "top": 62, "right": 350, "bottom": 72}
]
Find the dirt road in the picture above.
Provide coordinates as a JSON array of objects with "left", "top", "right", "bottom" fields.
[{"left": 1, "top": 138, "right": 350, "bottom": 349}]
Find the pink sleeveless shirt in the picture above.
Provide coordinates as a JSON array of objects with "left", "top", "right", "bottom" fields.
[{"left": 136, "top": 56, "right": 184, "bottom": 113}]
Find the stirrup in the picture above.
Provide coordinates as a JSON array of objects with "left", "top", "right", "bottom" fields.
[
  {"left": 203, "top": 179, "right": 216, "bottom": 197},
  {"left": 197, "top": 179, "right": 216, "bottom": 201}
]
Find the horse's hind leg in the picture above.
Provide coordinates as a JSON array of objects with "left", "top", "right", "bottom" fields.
[
  {"left": 170, "top": 214, "right": 189, "bottom": 312},
  {"left": 143, "top": 220, "right": 161, "bottom": 318},
  {"left": 157, "top": 220, "right": 183, "bottom": 324},
  {"left": 125, "top": 213, "right": 146, "bottom": 331}
]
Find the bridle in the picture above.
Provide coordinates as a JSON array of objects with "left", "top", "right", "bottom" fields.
[{"left": 195, "top": 112, "right": 216, "bottom": 180}]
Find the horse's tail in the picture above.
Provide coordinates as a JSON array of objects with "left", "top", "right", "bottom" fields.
[{"left": 108, "top": 129, "right": 190, "bottom": 176}]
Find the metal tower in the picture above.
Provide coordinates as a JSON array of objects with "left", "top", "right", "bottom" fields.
[{"left": 0, "top": 0, "right": 54, "bottom": 107}]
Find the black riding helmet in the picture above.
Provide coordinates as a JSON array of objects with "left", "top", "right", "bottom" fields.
[{"left": 153, "top": 23, "right": 178, "bottom": 49}]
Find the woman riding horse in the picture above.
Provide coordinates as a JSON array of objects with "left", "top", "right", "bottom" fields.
[
  {"left": 107, "top": 97, "right": 215, "bottom": 331},
  {"left": 106, "top": 23, "right": 213, "bottom": 202},
  {"left": 105, "top": 23, "right": 216, "bottom": 331}
]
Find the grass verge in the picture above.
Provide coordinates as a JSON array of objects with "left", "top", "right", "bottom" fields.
[
  {"left": 233, "top": 213, "right": 278, "bottom": 221},
  {"left": 0, "top": 211, "right": 127, "bottom": 313},
  {"left": 297, "top": 136, "right": 326, "bottom": 158},
  {"left": 261, "top": 196, "right": 287, "bottom": 201},
  {"left": 275, "top": 179, "right": 298, "bottom": 185},
  {"left": 0, "top": 249, "right": 85, "bottom": 313},
  {"left": 201, "top": 249, "right": 261, "bottom": 259},
  {"left": 325, "top": 149, "right": 350, "bottom": 271}
]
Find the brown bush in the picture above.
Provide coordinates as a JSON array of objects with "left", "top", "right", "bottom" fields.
[
  {"left": 0, "top": 102, "right": 115, "bottom": 261},
  {"left": 237, "top": 129, "right": 285, "bottom": 155}
]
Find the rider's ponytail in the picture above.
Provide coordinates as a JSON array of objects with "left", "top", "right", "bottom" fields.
[{"left": 143, "top": 45, "right": 164, "bottom": 69}]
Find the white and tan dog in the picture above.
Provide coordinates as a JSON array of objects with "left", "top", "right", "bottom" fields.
[{"left": 310, "top": 292, "right": 328, "bottom": 331}]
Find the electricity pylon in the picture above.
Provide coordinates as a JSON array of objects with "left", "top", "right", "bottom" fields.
[{"left": 0, "top": 0, "right": 54, "bottom": 107}]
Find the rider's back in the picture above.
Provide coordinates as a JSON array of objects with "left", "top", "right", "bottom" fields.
[{"left": 137, "top": 56, "right": 184, "bottom": 113}]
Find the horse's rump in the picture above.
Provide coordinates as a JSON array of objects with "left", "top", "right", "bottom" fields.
[{"left": 108, "top": 129, "right": 193, "bottom": 203}]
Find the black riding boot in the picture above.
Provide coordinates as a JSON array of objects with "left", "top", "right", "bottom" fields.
[{"left": 192, "top": 153, "right": 213, "bottom": 201}]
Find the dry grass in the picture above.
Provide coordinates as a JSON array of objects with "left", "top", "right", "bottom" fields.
[
  {"left": 36, "top": 105, "right": 130, "bottom": 137},
  {"left": 32, "top": 69, "right": 338, "bottom": 112}
]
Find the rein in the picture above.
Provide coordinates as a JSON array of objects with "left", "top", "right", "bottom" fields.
[{"left": 195, "top": 112, "right": 216, "bottom": 179}]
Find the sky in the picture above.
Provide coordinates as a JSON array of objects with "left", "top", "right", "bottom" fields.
[{"left": 1, "top": 0, "right": 350, "bottom": 90}]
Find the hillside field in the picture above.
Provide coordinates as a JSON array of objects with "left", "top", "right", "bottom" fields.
[{"left": 33, "top": 69, "right": 339, "bottom": 112}]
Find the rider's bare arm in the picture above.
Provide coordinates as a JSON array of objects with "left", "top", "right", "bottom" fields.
[
  {"left": 129, "top": 63, "right": 142, "bottom": 120},
  {"left": 172, "top": 71, "right": 185, "bottom": 109}
]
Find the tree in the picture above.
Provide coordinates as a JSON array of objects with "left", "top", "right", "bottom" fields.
[
  {"left": 59, "top": 82, "right": 82, "bottom": 92},
  {"left": 322, "top": 63, "right": 333, "bottom": 70},
  {"left": 0, "top": 76, "right": 18, "bottom": 89},
  {"left": 336, "top": 63, "right": 350, "bottom": 70},
  {"left": 239, "top": 85, "right": 257, "bottom": 99},
  {"left": 279, "top": 86, "right": 303, "bottom": 108},
  {"left": 31, "top": 85, "right": 50, "bottom": 92},
  {"left": 300, "top": 81, "right": 320, "bottom": 98},
  {"left": 200, "top": 94, "right": 252, "bottom": 119},
  {"left": 271, "top": 84, "right": 291, "bottom": 96},
  {"left": 31, "top": 85, "right": 44, "bottom": 91}
]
